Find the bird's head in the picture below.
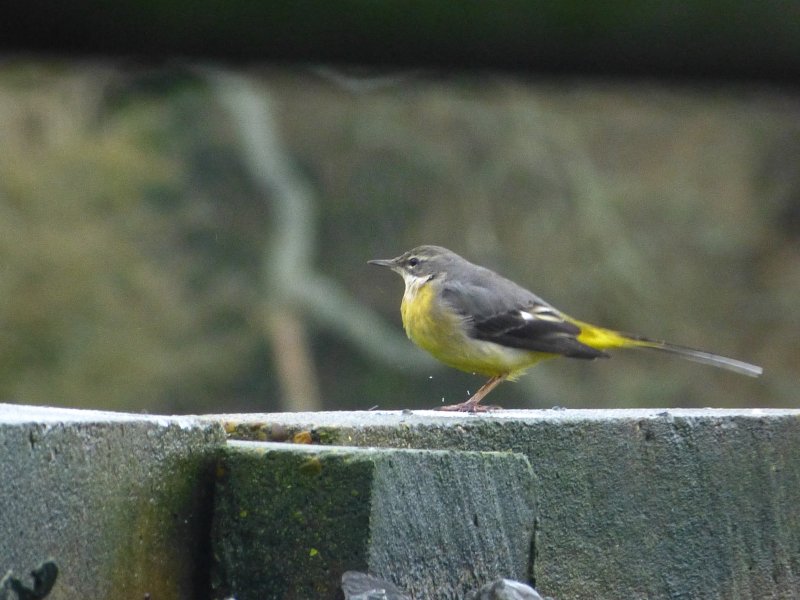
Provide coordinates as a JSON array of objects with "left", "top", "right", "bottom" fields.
[{"left": 368, "top": 245, "right": 458, "bottom": 287}]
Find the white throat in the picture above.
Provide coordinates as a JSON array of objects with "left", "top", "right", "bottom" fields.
[{"left": 400, "top": 272, "right": 430, "bottom": 300}]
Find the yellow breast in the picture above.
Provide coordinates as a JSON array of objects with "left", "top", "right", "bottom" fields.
[
  {"left": 401, "top": 281, "right": 444, "bottom": 346},
  {"left": 400, "top": 280, "right": 547, "bottom": 378}
]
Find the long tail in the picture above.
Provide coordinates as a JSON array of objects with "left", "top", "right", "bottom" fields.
[
  {"left": 629, "top": 337, "right": 763, "bottom": 377},
  {"left": 572, "top": 320, "right": 763, "bottom": 377}
]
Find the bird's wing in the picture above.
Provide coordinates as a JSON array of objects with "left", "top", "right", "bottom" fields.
[{"left": 441, "top": 276, "right": 608, "bottom": 359}]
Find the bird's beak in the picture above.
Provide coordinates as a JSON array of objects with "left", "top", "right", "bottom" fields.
[{"left": 367, "top": 258, "right": 397, "bottom": 268}]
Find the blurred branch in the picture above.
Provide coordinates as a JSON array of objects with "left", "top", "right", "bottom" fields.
[
  {"left": 265, "top": 306, "right": 321, "bottom": 412},
  {"left": 206, "top": 69, "right": 436, "bottom": 408},
  {"left": 308, "top": 65, "right": 421, "bottom": 94}
]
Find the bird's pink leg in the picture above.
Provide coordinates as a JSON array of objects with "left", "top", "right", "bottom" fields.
[{"left": 437, "top": 375, "right": 507, "bottom": 412}]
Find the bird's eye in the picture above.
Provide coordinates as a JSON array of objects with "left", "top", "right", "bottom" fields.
[{"left": 408, "top": 257, "right": 419, "bottom": 267}]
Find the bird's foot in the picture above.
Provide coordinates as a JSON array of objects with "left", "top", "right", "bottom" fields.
[
  {"left": 436, "top": 401, "right": 502, "bottom": 413},
  {"left": 434, "top": 375, "right": 507, "bottom": 412}
]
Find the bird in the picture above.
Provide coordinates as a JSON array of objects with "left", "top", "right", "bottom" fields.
[{"left": 369, "top": 245, "right": 763, "bottom": 412}]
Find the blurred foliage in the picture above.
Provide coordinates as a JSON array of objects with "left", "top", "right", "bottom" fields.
[
  {"left": 0, "top": 64, "right": 271, "bottom": 412},
  {"left": 0, "top": 61, "right": 797, "bottom": 412}
]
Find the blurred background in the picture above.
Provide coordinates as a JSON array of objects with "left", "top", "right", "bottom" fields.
[{"left": 0, "top": 5, "right": 798, "bottom": 413}]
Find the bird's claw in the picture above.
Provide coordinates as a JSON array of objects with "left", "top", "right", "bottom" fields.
[{"left": 436, "top": 402, "right": 502, "bottom": 413}]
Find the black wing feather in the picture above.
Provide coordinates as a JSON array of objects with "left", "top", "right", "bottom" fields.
[
  {"left": 472, "top": 310, "right": 606, "bottom": 358},
  {"left": 441, "top": 273, "right": 607, "bottom": 360}
]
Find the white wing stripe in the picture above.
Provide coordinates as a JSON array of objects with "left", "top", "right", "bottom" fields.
[{"left": 520, "top": 307, "right": 563, "bottom": 323}]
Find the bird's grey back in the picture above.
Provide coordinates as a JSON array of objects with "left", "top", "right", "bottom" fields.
[{"left": 435, "top": 250, "right": 552, "bottom": 317}]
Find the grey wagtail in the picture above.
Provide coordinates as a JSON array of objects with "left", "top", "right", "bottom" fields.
[{"left": 369, "top": 245, "right": 763, "bottom": 412}]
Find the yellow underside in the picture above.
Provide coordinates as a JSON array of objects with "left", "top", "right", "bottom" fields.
[
  {"left": 401, "top": 284, "right": 647, "bottom": 379},
  {"left": 401, "top": 284, "right": 554, "bottom": 379}
]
